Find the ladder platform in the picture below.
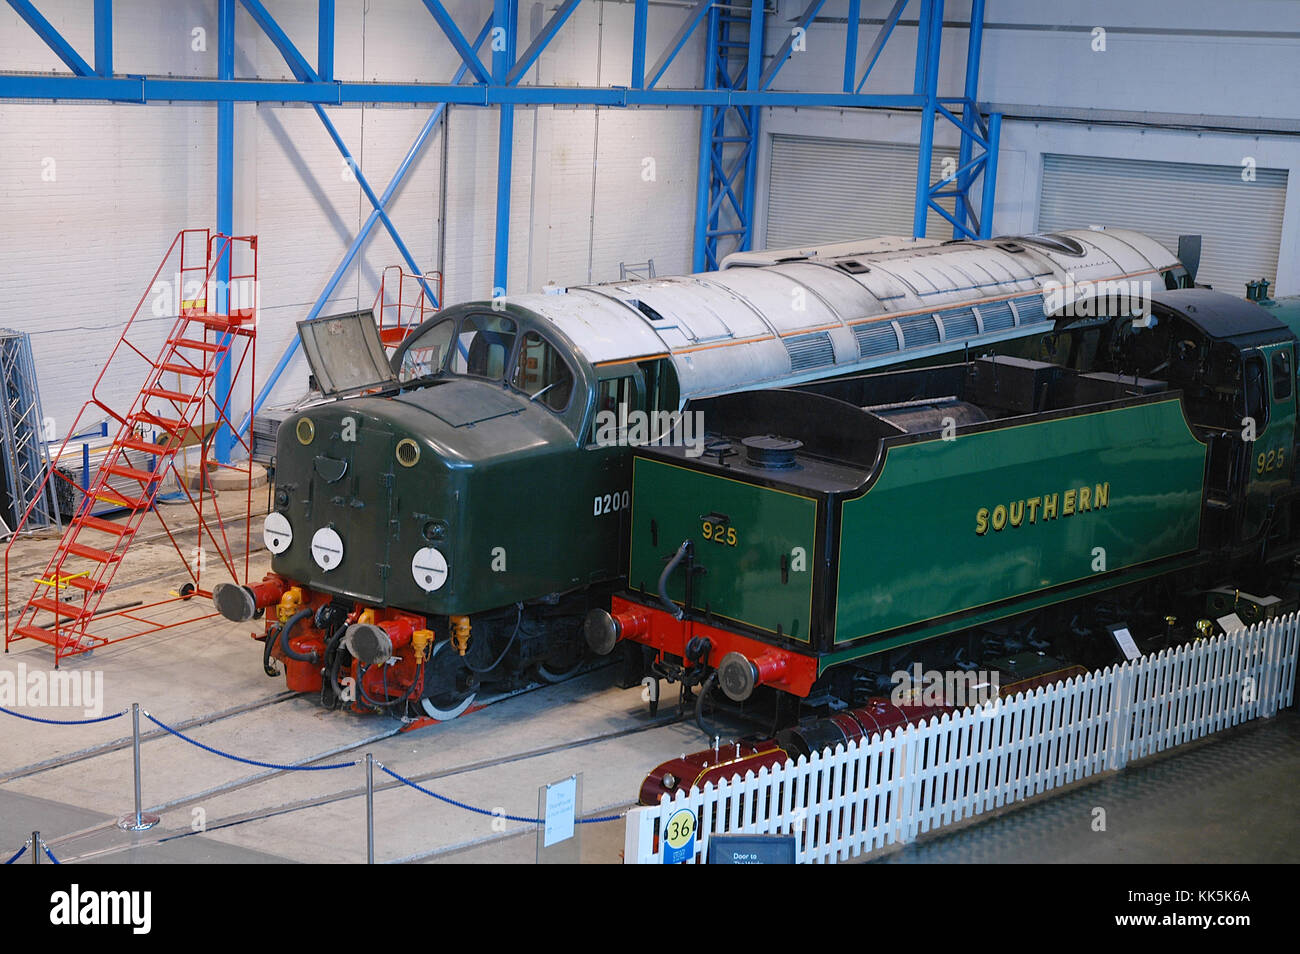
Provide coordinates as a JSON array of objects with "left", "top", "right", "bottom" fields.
[
  {"left": 63, "top": 541, "right": 123, "bottom": 564},
  {"left": 29, "top": 597, "right": 92, "bottom": 619},
  {"left": 104, "top": 462, "right": 161, "bottom": 483},
  {"left": 78, "top": 514, "right": 133, "bottom": 537},
  {"left": 121, "top": 436, "right": 175, "bottom": 456},
  {"left": 144, "top": 386, "right": 195, "bottom": 403},
  {"left": 158, "top": 361, "right": 214, "bottom": 378}
]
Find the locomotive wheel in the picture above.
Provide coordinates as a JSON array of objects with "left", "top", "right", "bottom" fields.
[
  {"left": 534, "top": 643, "right": 588, "bottom": 684},
  {"left": 420, "top": 639, "right": 477, "bottom": 721}
]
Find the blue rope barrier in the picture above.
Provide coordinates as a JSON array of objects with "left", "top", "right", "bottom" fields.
[
  {"left": 3, "top": 844, "right": 27, "bottom": 864},
  {"left": 143, "top": 712, "right": 357, "bottom": 772},
  {"left": 380, "top": 764, "right": 541, "bottom": 823},
  {"left": 378, "top": 764, "right": 622, "bottom": 825},
  {"left": 0, "top": 704, "right": 126, "bottom": 725},
  {"left": 40, "top": 842, "right": 60, "bottom": 864}
]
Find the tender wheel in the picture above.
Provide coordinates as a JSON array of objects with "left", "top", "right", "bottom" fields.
[{"left": 419, "top": 638, "right": 477, "bottom": 721}]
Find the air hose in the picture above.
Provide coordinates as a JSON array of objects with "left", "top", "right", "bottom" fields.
[
  {"left": 659, "top": 541, "right": 692, "bottom": 620},
  {"left": 278, "top": 608, "right": 318, "bottom": 664},
  {"left": 695, "top": 671, "right": 719, "bottom": 737},
  {"left": 464, "top": 603, "right": 524, "bottom": 674}
]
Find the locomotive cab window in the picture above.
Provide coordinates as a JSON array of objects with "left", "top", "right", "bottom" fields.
[
  {"left": 1273, "top": 349, "right": 1293, "bottom": 401},
  {"left": 510, "top": 331, "right": 574, "bottom": 412},
  {"left": 451, "top": 313, "right": 518, "bottom": 380},
  {"left": 397, "top": 317, "right": 455, "bottom": 383},
  {"left": 1243, "top": 354, "right": 1269, "bottom": 431}
]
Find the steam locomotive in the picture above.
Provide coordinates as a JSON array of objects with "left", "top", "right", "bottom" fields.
[
  {"left": 588, "top": 287, "right": 1300, "bottom": 721},
  {"left": 212, "top": 228, "right": 1192, "bottom": 721}
]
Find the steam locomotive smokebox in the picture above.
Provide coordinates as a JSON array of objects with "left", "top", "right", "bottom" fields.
[{"left": 970, "top": 355, "right": 1063, "bottom": 415}]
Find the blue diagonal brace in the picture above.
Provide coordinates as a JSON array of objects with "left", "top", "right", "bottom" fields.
[
  {"left": 6, "top": 0, "right": 94, "bottom": 75},
  {"left": 421, "top": 0, "right": 492, "bottom": 85},
  {"left": 505, "top": 0, "right": 580, "bottom": 86},
  {"left": 646, "top": 0, "right": 712, "bottom": 89},
  {"left": 857, "top": 0, "right": 908, "bottom": 93},
  {"left": 237, "top": 16, "right": 492, "bottom": 437},
  {"left": 758, "top": 0, "right": 827, "bottom": 91}
]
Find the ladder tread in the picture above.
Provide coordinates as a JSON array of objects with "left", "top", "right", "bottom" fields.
[
  {"left": 121, "top": 436, "right": 175, "bottom": 456},
  {"left": 92, "top": 487, "right": 151, "bottom": 509},
  {"left": 144, "top": 386, "right": 196, "bottom": 403},
  {"left": 167, "top": 338, "right": 226, "bottom": 354},
  {"left": 29, "top": 597, "right": 92, "bottom": 619},
  {"left": 77, "top": 514, "right": 133, "bottom": 537},
  {"left": 64, "top": 541, "right": 123, "bottom": 563},
  {"left": 158, "top": 361, "right": 214, "bottom": 377},
  {"left": 104, "top": 462, "right": 161, "bottom": 483}
]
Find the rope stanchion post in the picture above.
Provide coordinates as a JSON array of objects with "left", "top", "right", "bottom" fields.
[
  {"left": 116, "top": 703, "right": 160, "bottom": 832},
  {"left": 31, "top": 831, "right": 39, "bottom": 865},
  {"left": 365, "top": 754, "right": 375, "bottom": 865}
]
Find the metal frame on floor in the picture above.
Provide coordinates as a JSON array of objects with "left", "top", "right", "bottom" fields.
[{"left": 1, "top": 0, "right": 998, "bottom": 456}]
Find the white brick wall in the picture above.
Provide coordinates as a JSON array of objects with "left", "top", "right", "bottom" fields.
[{"left": 0, "top": 0, "right": 704, "bottom": 439}]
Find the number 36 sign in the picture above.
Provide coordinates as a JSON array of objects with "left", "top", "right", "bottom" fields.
[{"left": 662, "top": 807, "right": 697, "bottom": 864}]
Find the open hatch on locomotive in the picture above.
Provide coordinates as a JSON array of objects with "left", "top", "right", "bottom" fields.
[{"left": 590, "top": 288, "right": 1300, "bottom": 713}]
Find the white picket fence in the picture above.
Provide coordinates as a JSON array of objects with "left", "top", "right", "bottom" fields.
[{"left": 624, "top": 616, "right": 1299, "bottom": 864}]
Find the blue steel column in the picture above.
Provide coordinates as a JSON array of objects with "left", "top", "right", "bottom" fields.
[
  {"left": 691, "top": 3, "right": 720, "bottom": 273},
  {"left": 912, "top": 0, "right": 942, "bottom": 239},
  {"left": 215, "top": 0, "right": 235, "bottom": 463},
  {"left": 93, "top": 0, "right": 112, "bottom": 75},
  {"left": 741, "top": 0, "right": 763, "bottom": 253},
  {"left": 492, "top": 0, "right": 518, "bottom": 297},
  {"left": 978, "top": 112, "right": 1001, "bottom": 237},
  {"left": 954, "top": 0, "right": 983, "bottom": 237}
]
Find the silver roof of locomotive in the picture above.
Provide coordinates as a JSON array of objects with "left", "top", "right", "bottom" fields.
[{"left": 499, "top": 227, "right": 1182, "bottom": 401}]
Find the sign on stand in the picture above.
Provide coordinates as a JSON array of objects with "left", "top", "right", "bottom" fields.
[{"left": 537, "top": 773, "right": 581, "bottom": 864}]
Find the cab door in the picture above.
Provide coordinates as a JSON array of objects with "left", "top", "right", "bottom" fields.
[{"left": 1240, "top": 343, "right": 1296, "bottom": 541}]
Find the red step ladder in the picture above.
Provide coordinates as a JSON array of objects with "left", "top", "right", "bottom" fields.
[
  {"left": 4, "top": 229, "right": 259, "bottom": 665},
  {"left": 374, "top": 265, "right": 442, "bottom": 348}
]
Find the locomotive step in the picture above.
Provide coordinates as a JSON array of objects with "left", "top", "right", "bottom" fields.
[
  {"left": 63, "top": 541, "right": 123, "bottom": 563},
  {"left": 121, "top": 436, "right": 176, "bottom": 456},
  {"left": 77, "top": 514, "right": 134, "bottom": 537},
  {"left": 167, "top": 338, "right": 227, "bottom": 354},
  {"left": 158, "top": 361, "right": 215, "bottom": 378},
  {"left": 144, "top": 386, "right": 196, "bottom": 403},
  {"left": 104, "top": 462, "right": 162, "bottom": 483},
  {"left": 28, "top": 597, "right": 92, "bottom": 619}
]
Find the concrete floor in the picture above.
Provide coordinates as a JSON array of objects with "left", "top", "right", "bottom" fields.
[{"left": 2, "top": 493, "right": 1297, "bottom": 864}]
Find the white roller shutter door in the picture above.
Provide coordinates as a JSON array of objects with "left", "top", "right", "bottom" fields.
[
  {"left": 1037, "top": 153, "right": 1287, "bottom": 295},
  {"left": 765, "top": 135, "right": 960, "bottom": 249}
]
